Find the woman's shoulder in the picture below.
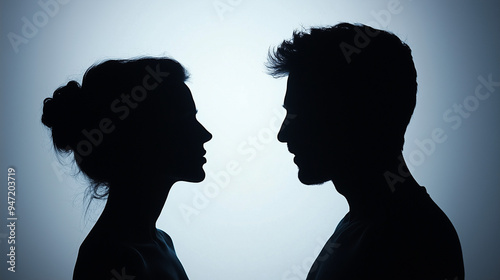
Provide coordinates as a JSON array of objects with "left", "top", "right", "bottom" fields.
[
  {"left": 74, "top": 234, "right": 147, "bottom": 280},
  {"left": 156, "top": 228, "right": 174, "bottom": 248}
]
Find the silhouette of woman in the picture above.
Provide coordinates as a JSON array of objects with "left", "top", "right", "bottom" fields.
[{"left": 41, "top": 57, "right": 211, "bottom": 280}]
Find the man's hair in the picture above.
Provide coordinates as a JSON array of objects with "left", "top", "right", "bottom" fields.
[{"left": 267, "top": 22, "right": 418, "bottom": 151}]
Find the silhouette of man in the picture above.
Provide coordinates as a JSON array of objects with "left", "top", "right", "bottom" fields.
[{"left": 268, "top": 23, "right": 465, "bottom": 280}]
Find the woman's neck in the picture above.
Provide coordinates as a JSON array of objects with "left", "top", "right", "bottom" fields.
[{"left": 96, "top": 177, "right": 175, "bottom": 243}]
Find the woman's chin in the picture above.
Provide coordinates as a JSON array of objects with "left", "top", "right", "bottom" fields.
[
  {"left": 167, "top": 158, "right": 208, "bottom": 183},
  {"left": 179, "top": 169, "right": 206, "bottom": 183}
]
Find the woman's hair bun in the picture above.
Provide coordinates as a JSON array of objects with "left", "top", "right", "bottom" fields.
[{"left": 42, "top": 81, "right": 85, "bottom": 151}]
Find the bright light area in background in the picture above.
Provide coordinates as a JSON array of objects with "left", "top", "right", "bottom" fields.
[{"left": 1, "top": 0, "right": 499, "bottom": 279}]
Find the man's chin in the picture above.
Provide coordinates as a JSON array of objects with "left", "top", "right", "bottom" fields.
[{"left": 297, "top": 169, "right": 330, "bottom": 185}]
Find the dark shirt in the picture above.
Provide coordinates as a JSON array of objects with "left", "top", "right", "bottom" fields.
[{"left": 306, "top": 186, "right": 464, "bottom": 280}]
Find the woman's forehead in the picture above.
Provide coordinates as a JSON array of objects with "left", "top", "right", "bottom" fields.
[{"left": 153, "top": 82, "right": 197, "bottom": 115}]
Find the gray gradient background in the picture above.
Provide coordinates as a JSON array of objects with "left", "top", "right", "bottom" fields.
[{"left": 1, "top": 0, "right": 499, "bottom": 279}]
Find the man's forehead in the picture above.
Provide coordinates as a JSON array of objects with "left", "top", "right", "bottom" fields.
[
  {"left": 283, "top": 81, "right": 301, "bottom": 111},
  {"left": 284, "top": 72, "right": 319, "bottom": 110},
  {"left": 284, "top": 72, "right": 347, "bottom": 115}
]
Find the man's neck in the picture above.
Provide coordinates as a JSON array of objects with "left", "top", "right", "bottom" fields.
[{"left": 332, "top": 153, "right": 420, "bottom": 221}]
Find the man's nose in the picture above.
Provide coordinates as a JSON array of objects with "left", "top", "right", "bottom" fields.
[
  {"left": 277, "top": 121, "right": 288, "bottom": 143},
  {"left": 278, "top": 112, "right": 298, "bottom": 143}
]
